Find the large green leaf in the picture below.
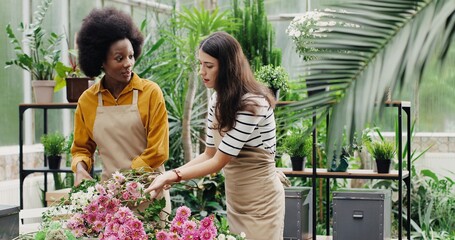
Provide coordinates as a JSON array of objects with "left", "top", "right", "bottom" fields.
[{"left": 285, "top": 0, "right": 455, "bottom": 162}]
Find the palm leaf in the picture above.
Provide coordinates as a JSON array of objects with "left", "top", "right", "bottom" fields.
[{"left": 284, "top": 0, "right": 455, "bottom": 163}]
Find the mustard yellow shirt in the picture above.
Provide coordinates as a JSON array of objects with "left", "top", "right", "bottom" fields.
[{"left": 71, "top": 73, "right": 169, "bottom": 173}]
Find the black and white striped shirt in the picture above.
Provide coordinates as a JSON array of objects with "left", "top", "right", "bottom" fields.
[{"left": 206, "top": 92, "right": 276, "bottom": 157}]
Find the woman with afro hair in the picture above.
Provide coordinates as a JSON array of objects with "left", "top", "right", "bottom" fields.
[{"left": 71, "top": 7, "right": 170, "bottom": 211}]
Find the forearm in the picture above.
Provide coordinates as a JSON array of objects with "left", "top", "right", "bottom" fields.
[
  {"left": 180, "top": 150, "right": 213, "bottom": 168},
  {"left": 166, "top": 151, "right": 230, "bottom": 184}
]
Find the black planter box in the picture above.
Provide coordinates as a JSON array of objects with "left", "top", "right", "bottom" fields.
[{"left": 0, "top": 205, "right": 19, "bottom": 239}]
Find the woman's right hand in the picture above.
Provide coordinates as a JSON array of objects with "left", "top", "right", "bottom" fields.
[{"left": 74, "top": 162, "right": 93, "bottom": 186}]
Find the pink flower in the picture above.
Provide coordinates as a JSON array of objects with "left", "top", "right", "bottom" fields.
[
  {"left": 127, "top": 219, "right": 144, "bottom": 231},
  {"left": 122, "top": 191, "right": 131, "bottom": 201},
  {"left": 95, "top": 183, "right": 107, "bottom": 195},
  {"left": 112, "top": 171, "right": 126, "bottom": 183},
  {"left": 171, "top": 215, "right": 186, "bottom": 234},
  {"left": 127, "top": 181, "right": 139, "bottom": 191},
  {"left": 199, "top": 217, "right": 214, "bottom": 229},
  {"left": 106, "top": 198, "right": 120, "bottom": 213},
  {"left": 182, "top": 220, "right": 197, "bottom": 235},
  {"left": 84, "top": 212, "right": 98, "bottom": 224},
  {"left": 107, "top": 181, "right": 120, "bottom": 195},
  {"left": 176, "top": 206, "right": 191, "bottom": 220},
  {"left": 71, "top": 227, "right": 85, "bottom": 238},
  {"left": 199, "top": 228, "right": 215, "bottom": 240},
  {"left": 97, "top": 194, "right": 110, "bottom": 207},
  {"left": 156, "top": 230, "right": 169, "bottom": 240},
  {"left": 92, "top": 220, "right": 105, "bottom": 233}
]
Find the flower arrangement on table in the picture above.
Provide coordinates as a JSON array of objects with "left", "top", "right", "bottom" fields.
[
  {"left": 17, "top": 169, "right": 246, "bottom": 240},
  {"left": 156, "top": 206, "right": 246, "bottom": 240}
]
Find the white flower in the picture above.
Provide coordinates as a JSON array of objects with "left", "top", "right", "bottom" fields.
[
  {"left": 240, "top": 232, "right": 246, "bottom": 238},
  {"left": 217, "top": 234, "right": 226, "bottom": 240}
]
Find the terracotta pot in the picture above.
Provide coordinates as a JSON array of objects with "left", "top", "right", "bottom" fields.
[
  {"left": 47, "top": 155, "right": 62, "bottom": 169},
  {"left": 375, "top": 159, "right": 391, "bottom": 173},
  {"left": 31, "top": 80, "right": 56, "bottom": 103},
  {"left": 65, "top": 77, "right": 91, "bottom": 102}
]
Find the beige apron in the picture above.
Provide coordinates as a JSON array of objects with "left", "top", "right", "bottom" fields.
[
  {"left": 93, "top": 90, "right": 171, "bottom": 219},
  {"left": 213, "top": 128, "right": 285, "bottom": 240}
]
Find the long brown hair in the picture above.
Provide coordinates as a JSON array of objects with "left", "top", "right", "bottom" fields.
[{"left": 199, "top": 32, "right": 275, "bottom": 132}]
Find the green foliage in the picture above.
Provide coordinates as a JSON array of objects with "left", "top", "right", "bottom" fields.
[
  {"left": 368, "top": 140, "right": 396, "bottom": 161},
  {"left": 141, "top": 6, "right": 237, "bottom": 163},
  {"left": 284, "top": 0, "right": 455, "bottom": 163},
  {"left": 34, "top": 221, "right": 76, "bottom": 240},
  {"left": 54, "top": 48, "right": 84, "bottom": 92},
  {"left": 255, "top": 64, "right": 289, "bottom": 93},
  {"left": 5, "top": 0, "right": 63, "bottom": 80},
  {"left": 280, "top": 130, "right": 312, "bottom": 158},
  {"left": 409, "top": 169, "right": 455, "bottom": 238},
  {"left": 40, "top": 132, "right": 66, "bottom": 157},
  {"left": 170, "top": 173, "right": 226, "bottom": 218},
  {"left": 230, "top": 0, "right": 282, "bottom": 71}
]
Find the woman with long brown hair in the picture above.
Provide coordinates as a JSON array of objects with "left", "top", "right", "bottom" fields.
[{"left": 146, "top": 32, "right": 286, "bottom": 239}]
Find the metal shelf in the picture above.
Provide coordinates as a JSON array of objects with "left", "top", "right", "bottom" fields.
[
  {"left": 18, "top": 103, "right": 100, "bottom": 209},
  {"left": 279, "top": 101, "right": 411, "bottom": 240}
]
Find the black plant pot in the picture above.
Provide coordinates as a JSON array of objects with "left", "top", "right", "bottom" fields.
[
  {"left": 375, "top": 159, "right": 391, "bottom": 173},
  {"left": 291, "top": 156, "right": 306, "bottom": 171},
  {"left": 270, "top": 88, "right": 280, "bottom": 101},
  {"left": 47, "top": 155, "right": 62, "bottom": 170}
]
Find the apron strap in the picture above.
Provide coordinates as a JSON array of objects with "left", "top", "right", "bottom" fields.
[
  {"left": 132, "top": 89, "right": 138, "bottom": 105},
  {"left": 98, "top": 92, "right": 103, "bottom": 106}
]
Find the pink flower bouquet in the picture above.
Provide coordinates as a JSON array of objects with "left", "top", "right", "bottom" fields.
[
  {"left": 27, "top": 169, "right": 246, "bottom": 240},
  {"left": 155, "top": 206, "right": 246, "bottom": 240}
]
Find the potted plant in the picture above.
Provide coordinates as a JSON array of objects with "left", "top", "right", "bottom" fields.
[
  {"left": 280, "top": 131, "right": 312, "bottom": 171},
  {"left": 255, "top": 64, "right": 289, "bottom": 100},
  {"left": 41, "top": 132, "right": 66, "bottom": 169},
  {"left": 368, "top": 140, "right": 396, "bottom": 173},
  {"left": 54, "top": 47, "right": 93, "bottom": 102},
  {"left": 5, "top": 0, "right": 63, "bottom": 103}
]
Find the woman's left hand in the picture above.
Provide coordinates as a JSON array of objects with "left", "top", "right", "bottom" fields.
[{"left": 144, "top": 171, "right": 173, "bottom": 199}]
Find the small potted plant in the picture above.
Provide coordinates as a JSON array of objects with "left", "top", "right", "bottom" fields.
[
  {"left": 54, "top": 47, "right": 93, "bottom": 102},
  {"left": 281, "top": 131, "right": 312, "bottom": 171},
  {"left": 5, "top": 0, "right": 63, "bottom": 103},
  {"left": 255, "top": 64, "right": 289, "bottom": 100},
  {"left": 368, "top": 140, "right": 396, "bottom": 173},
  {"left": 41, "top": 132, "right": 66, "bottom": 169}
]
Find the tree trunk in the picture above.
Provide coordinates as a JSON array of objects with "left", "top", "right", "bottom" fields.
[{"left": 182, "top": 69, "right": 198, "bottom": 163}]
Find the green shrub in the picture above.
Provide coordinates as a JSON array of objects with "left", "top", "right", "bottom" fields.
[
  {"left": 255, "top": 64, "right": 289, "bottom": 93},
  {"left": 368, "top": 140, "right": 396, "bottom": 161},
  {"left": 40, "top": 132, "right": 66, "bottom": 157},
  {"left": 281, "top": 131, "right": 312, "bottom": 158}
]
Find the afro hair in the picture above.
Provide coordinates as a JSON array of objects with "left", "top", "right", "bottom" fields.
[{"left": 76, "top": 7, "right": 144, "bottom": 77}]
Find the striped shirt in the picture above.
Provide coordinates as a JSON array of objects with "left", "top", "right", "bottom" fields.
[{"left": 206, "top": 92, "right": 276, "bottom": 157}]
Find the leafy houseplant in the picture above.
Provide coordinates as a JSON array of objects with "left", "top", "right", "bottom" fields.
[
  {"left": 5, "top": 0, "right": 62, "bottom": 103},
  {"left": 368, "top": 140, "right": 396, "bottom": 173},
  {"left": 54, "top": 48, "right": 92, "bottom": 102},
  {"left": 255, "top": 64, "right": 289, "bottom": 100},
  {"left": 281, "top": 131, "right": 312, "bottom": 171},
  {"left": 40, "top": 132, "right": 66, "bottom": 169}
]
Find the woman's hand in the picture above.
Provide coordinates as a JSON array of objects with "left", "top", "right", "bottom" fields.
[
  {"left": 145, "top": 171, "right": 177, "bottom": 199},
  {"left": 74, "top": 162, "right": 93, "bottom": 186}
]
